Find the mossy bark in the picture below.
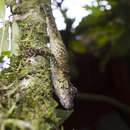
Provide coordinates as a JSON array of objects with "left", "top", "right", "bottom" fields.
[{"left": 0, "top": 0, "right": 71, "bottom": 129}]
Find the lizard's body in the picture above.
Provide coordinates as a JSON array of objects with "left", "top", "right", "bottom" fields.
[{"left": 43, "top": 0, "right": 77, "bottom": 109}]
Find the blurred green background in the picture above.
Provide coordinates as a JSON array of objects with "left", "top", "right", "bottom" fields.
[{"left": 56, "top": 0, "right": 130, "bottom": 129}]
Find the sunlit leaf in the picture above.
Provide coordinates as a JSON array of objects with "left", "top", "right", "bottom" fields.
[
  {"left": 0, "top": 0, "right": 5, "bottom": 19},
  {"left": 1, "top": 51, "right": 11, "bottom": 56},
  {"left": 0, "top": 23, "right": 10, "bottom": 56},
  {"left": 11, "top": 21, "right": 20, "bottom": 56}
]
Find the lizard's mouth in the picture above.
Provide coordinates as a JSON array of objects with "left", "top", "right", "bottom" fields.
[{"left": 60, "top": 95, "right": 74, "bottom": 109}]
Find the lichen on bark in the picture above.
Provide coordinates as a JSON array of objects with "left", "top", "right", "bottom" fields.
[{"left": 0, "top": 0, "right": 71, "bottom": 129}]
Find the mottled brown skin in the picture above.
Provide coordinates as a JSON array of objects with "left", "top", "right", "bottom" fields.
[{"left": 43, "top": 0, "right": 77, "bottom": 109}]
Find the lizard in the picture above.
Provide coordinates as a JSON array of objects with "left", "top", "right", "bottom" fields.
[{"left": 43, "top": 0, "right": 77, "bottom": 109}]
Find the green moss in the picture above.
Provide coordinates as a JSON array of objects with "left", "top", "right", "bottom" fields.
[{"left": 0, "top": 0, "right": 73, "bottom": 129}]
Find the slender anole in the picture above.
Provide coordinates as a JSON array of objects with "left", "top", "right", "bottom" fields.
[{"left": 43, "top": 0, "right": 77, "bottom": 109}]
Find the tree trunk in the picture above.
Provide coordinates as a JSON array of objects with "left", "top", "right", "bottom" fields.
[{"left": 0, "top": 0, "right": 71, "bottom": 129}]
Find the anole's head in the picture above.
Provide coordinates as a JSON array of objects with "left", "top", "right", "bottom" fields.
[{"left": 54, "top": 81, "right": 77, "bottom": 109}]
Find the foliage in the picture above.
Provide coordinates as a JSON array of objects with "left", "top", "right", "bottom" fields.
[
  {"left": 0, "top": 0, "right": 5, "bottom": 19},
  {"left": 66, "top": 0, "right": 130, "bottom": 66}
]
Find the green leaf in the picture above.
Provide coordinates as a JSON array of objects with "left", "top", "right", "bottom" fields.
[
  {"left": 0, "top": 23, "right": 10, "bottom": 56},
  {"left": 56, "top": 109, "right": 73, "bottom": 126},
  {"left": 85, "top": 5, "right": 105, "bottom": 17},
  {"left": 109, "top": 1, "right": 117, "bottom": 7},
  {"left": 11, "top": 22, "right": 20, "bottom": 56},
  {"left": 0, "top": 0, "right": 5, "bottom": 19},
  {"left": 96, "top": 35, "right": 109, "bottom": 47},
  {"left": 70, "top": 40, "right": 86, "bottom": 54},
  {"left": 1, "top": 51, "right": 11, "bottom": 56},
  {"left": 0, "top": 55, "right": 4, "bottom": 62}
]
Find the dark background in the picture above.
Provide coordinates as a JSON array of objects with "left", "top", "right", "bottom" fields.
[{"left": 56, "top": 0, "right": 130, "bottom": 129}]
